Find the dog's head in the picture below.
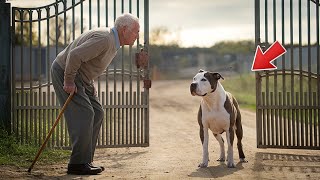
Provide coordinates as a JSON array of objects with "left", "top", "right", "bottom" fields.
[{"left": 190, "top": 69, "right": 224, "bottom": 96}]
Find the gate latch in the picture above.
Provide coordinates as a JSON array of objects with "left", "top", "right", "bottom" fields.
[
  {"left": 143, "top": 79, "right": 152, "bottom": 89},
  {"left": 136, "top": 48, "right": 151, "bottom": 89},
  {"left": 135, "top": 49, "right": 149, "bottom": 69}
]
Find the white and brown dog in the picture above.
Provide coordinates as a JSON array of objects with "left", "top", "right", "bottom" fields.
[{"left": 190, "top": 70, "right": 247, "bottom": 168}]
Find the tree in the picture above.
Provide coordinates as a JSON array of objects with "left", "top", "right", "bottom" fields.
[
  {"left": 150, "top": 26, "right": 181, "bottom": 46},
  {"left": 211, "top": 40, "right": 255, "bottom": 55},
  {"left": 49, "top": 16, "right": 85, "bottom": 46},
  {"left": 13, "top": 10, "right": 38, "bottom": 46}
]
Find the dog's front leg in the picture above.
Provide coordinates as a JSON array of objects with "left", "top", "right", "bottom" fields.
[
  {"left": 226, "top": 129, "right": 235, "bottom": 168},
  {"left": 199, "top": 126, "right": 209, "bottom": 168},
  {"left": 214, "top": 134, "right": 225, "bottom": 162}
]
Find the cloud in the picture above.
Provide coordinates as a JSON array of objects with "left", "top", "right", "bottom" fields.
[
  {"left": 8, "top": 0, "right": 55, "bottom": 7},
  {"left": 180, "top": 26, "right": 254, "bottom": 47},
  {"left": 149, "top": 0, "right": 255, "bottom": 47},
  {"left": 150, "top": 0, "right": 254, "bottom": 29}
]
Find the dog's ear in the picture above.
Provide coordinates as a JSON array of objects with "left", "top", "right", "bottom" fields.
[
  {"left": 199, "top": 69, "right": 205, "bottom": 73},
  {"left": 211, "top": 72, "right": 224, "bottom": 80},
  {"left": 205, "top": 72, "right": 224, "bottom": 91}
]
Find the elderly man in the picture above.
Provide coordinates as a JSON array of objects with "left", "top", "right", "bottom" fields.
[{"left": 51, "top": 13, "right": 140, "bottom": 175}]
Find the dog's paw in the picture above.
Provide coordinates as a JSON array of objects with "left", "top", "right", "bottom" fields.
[
  {"left": 198, "top": 162, "right": 208, "bottom": 168},
  {"left": 239, "top": 158, "right": 248, "bottom": 163},
  {"left": 227, "top": 162, "right": 236, "bottom": 168},
  {"left": 216, "top": 157, "right": 225, "bottom": 162}
]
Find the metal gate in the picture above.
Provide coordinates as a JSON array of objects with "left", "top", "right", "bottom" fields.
[
  {"left": 255, "top": 0, "right": 319, "bottom": 149},
  {"left": 9, "top": 0, "right": 150, "bottom": 148}
]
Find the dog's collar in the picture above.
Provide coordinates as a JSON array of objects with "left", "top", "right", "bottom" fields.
[{"left": 201, "top": 89, "right": 215, "bottom": 96}]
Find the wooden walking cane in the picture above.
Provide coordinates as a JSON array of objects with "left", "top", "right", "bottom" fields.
[{"left": 28, "top": 92, "right": 74, "bottom": 173}]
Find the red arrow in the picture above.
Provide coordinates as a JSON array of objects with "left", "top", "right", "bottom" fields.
[{"left": 251, "top": 41, "right": 286, "bottom": 71}]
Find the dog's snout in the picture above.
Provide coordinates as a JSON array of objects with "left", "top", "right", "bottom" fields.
[{"left": 190, "top": 83, "right": 197, "bottom": 95}]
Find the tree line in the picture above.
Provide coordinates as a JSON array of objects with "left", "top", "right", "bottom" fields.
[{"left": 13, "top": 11, "right": 84, "bottom": 46}]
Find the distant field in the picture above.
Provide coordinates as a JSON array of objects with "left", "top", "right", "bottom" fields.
[{"left": 220, "top": 73, "right": 256, "bottom": 111}]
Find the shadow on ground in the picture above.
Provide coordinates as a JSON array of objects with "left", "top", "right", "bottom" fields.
[
  {"left": 252, "top": 151, "right": 320, "bottom": 179},
  {"left": 188, "top": 161, "right": 244, "bottom": 178}
]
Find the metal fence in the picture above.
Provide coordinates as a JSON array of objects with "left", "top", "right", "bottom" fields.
[
  {"left": 9, "top": 0, "right": 150, "bottom": 149},
  {"left": 255, "top": 0, "right": 320, "bottom": 149}
]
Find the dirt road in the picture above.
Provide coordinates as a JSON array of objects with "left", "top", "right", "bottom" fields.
[{"left": 2, "top": 80, "right": 320, "bottom": 179}]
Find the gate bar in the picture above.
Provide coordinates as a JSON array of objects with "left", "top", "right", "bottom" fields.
[
  {"left": 254, "top": 0, "right": 261, "bottom": 147},
  {"left": 317, "top": 0, "right": 320, "bottom": 148}
]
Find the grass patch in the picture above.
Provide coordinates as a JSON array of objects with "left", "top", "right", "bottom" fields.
[
  {"left": 221, "top": 73, "right": 256, "bottom": 112},
  {"left": 0, "top": 128, "right": 70, "bottom": 168}
]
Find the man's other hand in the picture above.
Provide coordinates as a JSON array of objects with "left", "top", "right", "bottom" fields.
[{"left": 63, "top": 81, "right": 77, "bottom": 94}]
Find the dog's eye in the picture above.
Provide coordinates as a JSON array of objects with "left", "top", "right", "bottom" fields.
[
  {"left": 201, "top": 78, "right": 206, "bottom": 81},
  {"left": 193, "top": 78, "right": 196, "bottom": 81}
]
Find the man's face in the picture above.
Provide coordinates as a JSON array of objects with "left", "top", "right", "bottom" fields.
[{"left": 124, "top": 23, "right": 140, "bottom": 45}]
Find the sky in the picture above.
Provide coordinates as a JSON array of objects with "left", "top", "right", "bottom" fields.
[
  {"left": 150, "top": 0, "right": 255, "bottom": 47},
  {"left": 6, "top": 0, "right": 318, "bottom": 48}
]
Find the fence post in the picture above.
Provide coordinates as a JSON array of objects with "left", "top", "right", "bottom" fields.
[{"left": 0, "top": 0, "right": 12, "bottom": 133}]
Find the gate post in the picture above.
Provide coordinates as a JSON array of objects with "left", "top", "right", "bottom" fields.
[
  {"left": 254, "top": 0, "right": 262, "bottom": 148},
  {"left": 0, "top": 0, "right": 12, "bottom": 133}
]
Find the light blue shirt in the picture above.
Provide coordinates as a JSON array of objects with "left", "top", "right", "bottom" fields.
[{"left": 111, "top": 27, "right": 120, "bottom": 50}]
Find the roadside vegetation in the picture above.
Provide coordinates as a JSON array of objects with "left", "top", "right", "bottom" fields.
[
  {"left": 221, "top": 73, "right": 256, "bottom": 111},
  {"left": 0, "top": 127, "right": 70, "bottom": 168}
]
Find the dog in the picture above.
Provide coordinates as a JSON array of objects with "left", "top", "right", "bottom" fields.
[{"left": 190, "top": 70, "right": 247, "bottom": 168}]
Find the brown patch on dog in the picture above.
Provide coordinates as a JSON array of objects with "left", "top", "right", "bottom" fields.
[
  {"left": 204, "top": 72, "right": 224, "bottom": 92},
  {"left": 197, "top": 105, "right": 204, "bottom": 144},
  {"left": 224, "top": 92, "right": 245, "bottom": 159}
]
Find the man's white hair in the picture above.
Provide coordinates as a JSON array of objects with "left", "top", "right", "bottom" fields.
[{"left": 114, "top": 13, "right": 139, "bottom": 29}]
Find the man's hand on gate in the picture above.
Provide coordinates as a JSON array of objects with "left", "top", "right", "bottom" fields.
[{"left": 63, "top": 81, "right": 77, "bottom": 94}]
